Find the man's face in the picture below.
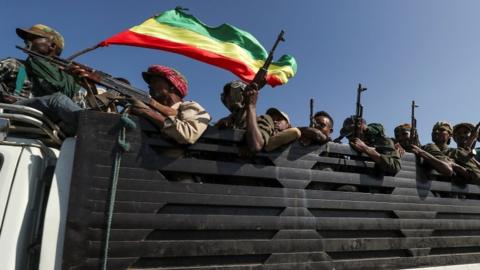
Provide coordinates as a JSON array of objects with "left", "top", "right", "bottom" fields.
[
  {"left": 270, "top": 112, "right": 290, "bottom": 132},
  {"left": 432, "top": 127, "right": 451, "bottom": 145},
  {"left": 148, "top": 76, "right": 178, "bottom": 106},
  {"left": 314, "top": 115, "right": 332, "bottom": 137},
  {"left": 221, "top": 87, "right": 244, "bottom": 113},
  {"left": 25, "top": 37, "right": 54, "bottom": 56},
  {"left": 453, "top": 126, "right": 471, "bottom": 148},
  {"left": 396, "top": 130, "right": 411, "bottom": 146}
]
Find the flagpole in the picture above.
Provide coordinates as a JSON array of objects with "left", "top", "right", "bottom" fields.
[{"left": 66, "top": 44, "right": 101, "bottom": 61}]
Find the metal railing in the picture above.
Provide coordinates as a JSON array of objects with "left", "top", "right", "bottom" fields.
[{"left": 0, "top": 103, "right": 65, "bottom": 145}]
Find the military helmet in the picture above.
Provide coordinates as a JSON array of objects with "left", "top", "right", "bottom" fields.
[
  {"left": 431, "top": 121, "right": 452, "bottom": 145},
  {"left": 432, "top": 121, "right": 453, "bottom": 134}
]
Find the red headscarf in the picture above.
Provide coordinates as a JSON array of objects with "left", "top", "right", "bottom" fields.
[{"left": 142, "top": 65, "right": 188, "bottom": 98}]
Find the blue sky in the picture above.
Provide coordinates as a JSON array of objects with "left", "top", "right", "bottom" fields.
[{"left": 2, "top": 0, "right": 479, "bottom": 145}]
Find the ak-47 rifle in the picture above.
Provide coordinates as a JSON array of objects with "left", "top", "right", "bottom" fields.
[
  {"left": 245, "top": 31, "right": 285, "bottom": 91},
  {"left": 410, "top": 100, "right": 420, "bottom": 146},
  {"left": 16, "top": 45, "right": 176, "bottom": 116},
  {"left": 309, "top": 98, "right": 314, "bottom": 128},
  {"left": 333, "top": 83, "right": 367, "bottom": 143},
  {"left": 353, "top": 83, "right": 367, "bottom": 138}
]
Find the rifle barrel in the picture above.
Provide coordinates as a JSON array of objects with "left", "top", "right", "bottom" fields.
[{"left": 309, "top": 98, "right": 314, "bottom": 127}]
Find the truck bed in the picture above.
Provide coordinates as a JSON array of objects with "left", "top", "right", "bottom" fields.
[{"left": 63, "top": 110, "right": 480, "bottom": 270}]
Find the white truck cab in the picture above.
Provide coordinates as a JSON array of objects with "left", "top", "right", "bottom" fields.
[{"left": 0, "top": 103, "right": 74, "bottom": 270}]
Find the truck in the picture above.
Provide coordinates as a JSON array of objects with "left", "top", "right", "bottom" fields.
[{"left": 1, "top": 104, "right": 480, "bottom": 270}]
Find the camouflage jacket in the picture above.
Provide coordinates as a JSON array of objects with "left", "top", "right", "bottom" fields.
[
  {"left": 422, "top": 143, "right": 451, "bottom": 161},
  {"left": 218, "top": 108, "right": 275, "bottom": 147},
  {"left": 363, "top": 123, "right": 401, "bottom": 175},
  {"left": 449, "top": 147, "right": 480, "bottom": 184},
  {"left": 0, "top": 57, "right": 32, "bottom": 100}
]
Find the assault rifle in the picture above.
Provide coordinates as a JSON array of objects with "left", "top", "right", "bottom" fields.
[
  {"left": 353, "top": 83, "right": 367, "bottom": 138},
  {"left": 16, "top": 45, "right": 176, "bottom": 116},
  {"left": 309, "top": 98, "right": 314, "bottom": 128},
  {"left": 246, "top": 31, "right": 285, "bottom": 91},
  {"left": 333, "top": 84, "right": 367, "bottom": 143},
  {"left": 410, "top": 100, "right": 420, "bottom": 147}
]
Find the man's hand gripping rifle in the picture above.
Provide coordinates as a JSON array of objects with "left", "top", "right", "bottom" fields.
[{"left": 16, "top": 45, "right": 176, "bottom": 116}]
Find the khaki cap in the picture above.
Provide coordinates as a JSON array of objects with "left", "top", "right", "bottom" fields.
[
  {"left": 266, "top": 107, "right": 291, "bottom": 124},
  {"left": 16, "top": 24, "right": 64, "bottom": 51}
]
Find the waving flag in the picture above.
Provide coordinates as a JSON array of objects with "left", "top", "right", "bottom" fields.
[{"left": 98, "top": 8, "right": 297, "bottom": 87}]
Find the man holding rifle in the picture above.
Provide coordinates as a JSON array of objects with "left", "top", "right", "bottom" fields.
[
  {"left": 394, "top": 122, "right": 454, "bottom": 177},
  {"left": 129, "top": 65, "right": 211, "bottom": 144},
  {"left": 449, "top": 123, "right": 480, "bottom": 184},
  {"left": 334, "top": 84, "right": 401, "bottom": 179},
  {"left": 393, "top": 123, "right": 414, "bottom": 153},
  {"left": 13, "top": 24, "right": 82, "bottom": 136},
  {"left": 340, "top": 116, "right": 401, "bottom": 177}
]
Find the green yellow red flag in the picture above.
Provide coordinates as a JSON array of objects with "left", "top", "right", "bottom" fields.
[{"left": 98, "top": 8, "right": 297, "bottom": 87}]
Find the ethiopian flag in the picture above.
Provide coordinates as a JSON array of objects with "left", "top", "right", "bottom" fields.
[{"left": 98, "top": 8, "right": 297, "bottom": 87}]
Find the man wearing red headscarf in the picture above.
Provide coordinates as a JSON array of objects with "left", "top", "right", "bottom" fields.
[{"left": 130, "top": 65, "right": 211, "bottom": 144}]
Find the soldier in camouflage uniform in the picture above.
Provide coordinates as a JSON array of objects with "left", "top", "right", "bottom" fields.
[
  {"left": 392, "top": 122, "right": 452, "bottom": 177},
  {"left": 340, "top": 116, "right": 401, "bottom": 176},
  {"left": 13, "top": 24, "right": 82, "bottom": 136},
  {"left": 216, "top": 80, "right": 248, "bottom": 129},
  {"left": 264, "top": 107, "right": 301, "bottom": 152},
  {"left": 392, "top": 122, "right": 453, "bottom": 176},
  {"left": 450, "top": 123, "right": 480, "bottom": 184},
  {"left": 393, "top": 123, "right": 413, "bottom": 154},
  {"left": 421, "top": 122, "right": 480, "bottom": 184},
  {"left": 0, "top": 57, "right": 32, "bottom": 103},
  {"left": 421, "top": 122, "right": 452, "bottom": 158},
  {"left": 215, "top": 80, "right": 276, "bottom": 153},
  {"left": 420, "top": 122, "right": 456, "bottom": 178}
]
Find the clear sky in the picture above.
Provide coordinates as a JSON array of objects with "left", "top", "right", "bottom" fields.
[{"left": 2, "top": 0, "right": 479, "bottom": 145}]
